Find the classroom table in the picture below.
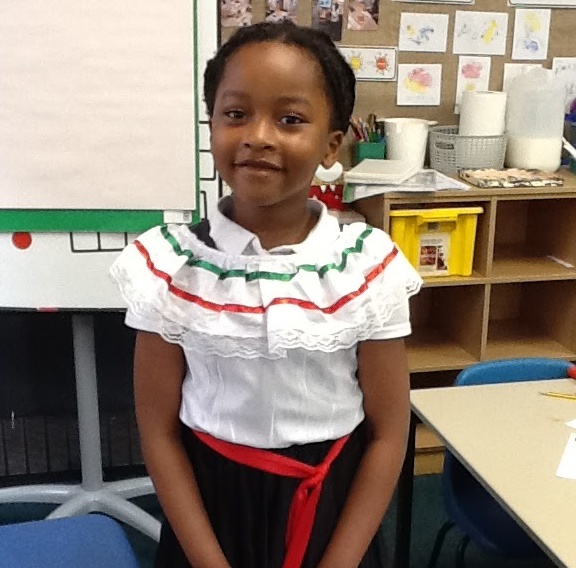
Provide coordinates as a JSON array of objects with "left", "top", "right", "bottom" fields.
[
  {"left": 0, "top": 314, "right": 161, "bottom": 541},
  {"left": 395, "top": 379, "right": 576, "bottom": 568}
]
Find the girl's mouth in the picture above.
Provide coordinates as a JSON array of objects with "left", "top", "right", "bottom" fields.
[{"left": 235, "top": 159, "right": 282, "bottom": 172}]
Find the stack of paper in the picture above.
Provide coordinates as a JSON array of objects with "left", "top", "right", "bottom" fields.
[
  {"left": 343, "top": 159, "right": 421, "bottom": 185},
  {"left": 343, "top": 169, "right": 469, "bottom": 203}
]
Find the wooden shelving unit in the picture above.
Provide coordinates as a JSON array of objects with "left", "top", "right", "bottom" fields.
[{"left": 354, "top": 169, "right": 576, "bottom": 387}]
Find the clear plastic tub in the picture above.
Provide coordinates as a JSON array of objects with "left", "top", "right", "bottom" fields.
[{"left": 505, "top": 68, "right": 565, "bottom": 172}]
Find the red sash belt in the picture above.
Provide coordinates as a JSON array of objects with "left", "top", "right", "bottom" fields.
[{"left": 193, "top": 430, "right": 350, "bottom": 568}]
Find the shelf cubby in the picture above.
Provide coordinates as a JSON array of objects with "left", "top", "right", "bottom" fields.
[
  {"left": 407, "top": 284, "right": 486, "bottom": 372},
  {"left": 492, "top": 198, "right": 576, "bottom": 281},
  {"left": 486, "top": 281, "right": 576, "bottom": 361}
]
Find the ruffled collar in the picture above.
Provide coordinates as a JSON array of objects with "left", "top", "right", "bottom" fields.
[{"left": 110, "top": 219, "right": 423, "bottom": 359}]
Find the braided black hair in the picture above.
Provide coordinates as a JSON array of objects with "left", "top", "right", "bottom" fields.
[{"left": 204, "top": 21, "right": 356, "bottom": 133}]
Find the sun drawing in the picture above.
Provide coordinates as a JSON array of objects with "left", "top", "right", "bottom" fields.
[{"left": 348, "top": 52, "right": 363, "bottom": 73}]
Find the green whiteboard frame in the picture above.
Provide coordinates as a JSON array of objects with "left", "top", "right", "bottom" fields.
[{"left": 0, "top": 0, "right": 200, "bottom": 233}]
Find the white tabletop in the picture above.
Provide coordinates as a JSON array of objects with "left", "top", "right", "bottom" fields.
[{"left": 411, "top": 379, "right": 576, "bottom": 568}]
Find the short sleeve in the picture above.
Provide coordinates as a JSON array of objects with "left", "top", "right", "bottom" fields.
[
  {"left": 109, "top": 224, "right": 191, "bottom": 337},
  {"left": 357, "top": 226, "right": 422, "bottom": 341}
]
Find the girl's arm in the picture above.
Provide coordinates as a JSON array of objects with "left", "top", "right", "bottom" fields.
[
  {"left": 317, "top": 338, "right": 411, "bottom": 568},
  {"left": 134, "top": 331, "right": 231, "bottom": 568}
]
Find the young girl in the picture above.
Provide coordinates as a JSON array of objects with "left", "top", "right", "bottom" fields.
[{"left": 111, "top": 21, "right": 422, "bottom": 568}]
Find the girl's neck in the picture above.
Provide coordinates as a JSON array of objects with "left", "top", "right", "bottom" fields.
[{"left": 230, "top": 199, "right": 317, "bottom": 250}]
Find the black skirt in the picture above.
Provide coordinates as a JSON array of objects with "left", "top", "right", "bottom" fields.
[{"left": 154, "top": 423, "right": 386, "bottom": 568}]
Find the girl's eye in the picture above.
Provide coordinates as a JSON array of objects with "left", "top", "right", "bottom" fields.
[
  {"left": 280, "top": 114, "right": 305, "bottom": 125},
  {"left": 224, "top": 109, "right": 245, "bottom": 119}
]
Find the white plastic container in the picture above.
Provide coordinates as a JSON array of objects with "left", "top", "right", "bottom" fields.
[
  {"left": 383, "top": 118, "right": 436, "bottom": 170},
  {"left": 505, "top": 68, "right": 565, "bottom": 172}
]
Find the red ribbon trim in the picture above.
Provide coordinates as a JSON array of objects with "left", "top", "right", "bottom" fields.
[{"left": 133, "top": 239, "right": 398, "bottom": 315}]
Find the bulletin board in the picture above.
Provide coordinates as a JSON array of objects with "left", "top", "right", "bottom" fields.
[
  {"left": 222, "top": 0, "right": 576, "bottom": 167},
  {"left": 0, "top": 0, "right": 200, "bottom": 233}
]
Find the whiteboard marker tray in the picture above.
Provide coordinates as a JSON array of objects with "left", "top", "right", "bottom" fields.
[{"left": 344, "top": 159, "right": 421, "bottom": 185}]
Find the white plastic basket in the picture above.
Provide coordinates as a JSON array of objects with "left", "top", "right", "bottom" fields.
[{"left": 429, "top": 126, "right": 506, "bottom": 174}]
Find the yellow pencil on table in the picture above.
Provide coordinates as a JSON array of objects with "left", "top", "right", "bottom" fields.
[{"left": 539, "top": 391, "right": 576, "bottom": 401}]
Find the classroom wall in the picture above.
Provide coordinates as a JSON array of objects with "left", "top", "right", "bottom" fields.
[{"left": 220, "top": 0, "right": 576, "bottom": 165}]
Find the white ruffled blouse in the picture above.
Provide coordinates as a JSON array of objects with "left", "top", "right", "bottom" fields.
[{"left": 110, "top": 199, "right": 422, "bottom": 448}]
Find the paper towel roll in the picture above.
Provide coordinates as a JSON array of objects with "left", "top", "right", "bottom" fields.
[{"left": 459, "top": 91, "right": 507, "bottom": 136}]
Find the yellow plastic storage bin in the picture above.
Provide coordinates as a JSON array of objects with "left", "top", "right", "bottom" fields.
[{"left": 389, "top": 207, "right": 483, "bottom": 277}]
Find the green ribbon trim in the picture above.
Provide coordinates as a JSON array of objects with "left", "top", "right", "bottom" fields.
[{"left": 159, "top": 224, "right": 373, "bottom": 281}]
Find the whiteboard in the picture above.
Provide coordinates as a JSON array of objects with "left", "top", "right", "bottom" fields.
[
  {"left": 0, "top": 0, "right": 197, "bottom": 212},
  {"left": 0, "top": 1, "right": 220, "bottom": 309}
]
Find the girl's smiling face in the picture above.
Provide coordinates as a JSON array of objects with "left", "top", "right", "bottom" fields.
[{"left": 210, "top": 41, "right": 343, "bottom": 209}]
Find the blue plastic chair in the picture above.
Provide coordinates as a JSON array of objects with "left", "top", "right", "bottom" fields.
[
  {"left": 428, "top": 357, "right": 576, "bottom": 568},
  {"left": 0, "top": 514, "right": 141, "bottom": 568}
]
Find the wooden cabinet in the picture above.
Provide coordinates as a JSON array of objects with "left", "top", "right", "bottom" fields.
[{"left": 353, "top": 170, "right": 576, "bottom": 385}]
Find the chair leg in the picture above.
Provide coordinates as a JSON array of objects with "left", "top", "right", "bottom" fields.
[
  {"left": 455, "top": 534, "right": 470, "bottom": 568},
  {"left": 427, "top": 520, "right": 455, "bottom": 568}
]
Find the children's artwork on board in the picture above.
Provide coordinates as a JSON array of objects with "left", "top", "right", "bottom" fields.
[
  {"left": 339, "top": 46, "right": 397, "bottom": 81},
  {"left": 512, "top": 9, "right": 550, "bottom": 60},
  {"left": 509, "top": 0, "right": 576, "bottom": 7},
  {"left": 393, "top": 0, "right": 474, "bottom": 5},
  {"left": 397, "top": 64, "right": 442, "bottom": 105},
  {"left": 398, "top": 13, "right": 449, "bottom": 52},
  {"left": 452, "top": 11, "right": 508, "bottom": 56},
  {"left": 454, "top": 56, "right": 491, "bottom": 113},
  {"left": 265, "top": 0, "right": 298, "bottom": 23},
  {"left": 311, "top": 0, "right": 344, "bottom": 41},
  {"left": 221, "top": 0, "right": 253, "bottom": 27},
  {"left": 503, "top": 62, "right": 543, "bottom": 91},
  {"left": 552, "top": 57, "right": 576, "bottom": 111},
  {"left": 346, "top": 0, "right": 379, "bottom": 31}
]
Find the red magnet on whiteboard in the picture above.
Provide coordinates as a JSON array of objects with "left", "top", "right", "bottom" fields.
[{"left": 11, "top": 232, "right": 32, "bottom": 250}]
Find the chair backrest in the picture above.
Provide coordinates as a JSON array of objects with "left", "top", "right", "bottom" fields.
[
  {"left": 0, "top": 514, "right": 140, "bottom": 568},
  {"left": 455, "top": 357, "right": 573, "bottom": 386}
]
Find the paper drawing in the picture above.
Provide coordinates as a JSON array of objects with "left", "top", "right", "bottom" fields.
[
  {"left": 339, "top": 46, "right": 397, "bottom": 81},
  {"left": 397, "top": 64, "right": 442, "bottom": 106},
  {"left": 553, "top": 57, "right": 576, "bottom": 112},
  {"left": 503, "top": 63, "right": 542, "bottom": 91},
  {"left": 398, "top": 13, "right": 449, "bottom": 53},
  {"left": 221, "top": 0, "right": 253, "bottom": 27},
  {"left": 346, "top": 0, "right": 379, "bottom": 31},
  {"left": 311, "top": 0, "right": 344, "bottom": 41},
  {"left": 452, "top": 11, "right": 508, "bottom": 56},
  {"left": 454, "top": 56, "right": 491, "bottom": 113},
  {"left": 265, "top": 0, "right": 298, "bottom": 24},
  {"left": 393, "top": 0, "right": 473, "bottom": 5},
  {"left": 509, "top": 0, "right": 576, "bottom": 7},
  {"left": 512, "top": 9, "right": 550, "bottom": 60}
]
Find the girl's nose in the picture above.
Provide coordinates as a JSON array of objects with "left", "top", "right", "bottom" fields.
[{"left": 243, "top": 118, "right": 275, "bottom": 150}]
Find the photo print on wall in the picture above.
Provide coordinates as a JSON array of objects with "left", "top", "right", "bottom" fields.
[{"left": 311, "top": 0, "right": 344, "bottom": 41}]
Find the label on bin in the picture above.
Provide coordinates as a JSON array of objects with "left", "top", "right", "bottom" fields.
[{"left": 419, "top": 233, "right": 449, "bottom": 275}]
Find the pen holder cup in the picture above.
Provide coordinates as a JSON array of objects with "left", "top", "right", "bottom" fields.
[{"left": 354, "top": 141, "right": 386, "bottom": 165}]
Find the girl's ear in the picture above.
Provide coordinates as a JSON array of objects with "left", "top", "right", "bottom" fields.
[{"left": 321, "top": 130, "right": 344, "bottom": 169}]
